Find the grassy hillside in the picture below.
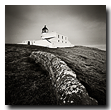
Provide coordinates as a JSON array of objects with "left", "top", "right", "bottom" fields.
[{"left": 5, "top": 44, "right": 106, "bottom": 105}]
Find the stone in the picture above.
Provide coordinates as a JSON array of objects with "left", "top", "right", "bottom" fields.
[{"left": 30, "top": 51, "right": 98, "bottom": 105}]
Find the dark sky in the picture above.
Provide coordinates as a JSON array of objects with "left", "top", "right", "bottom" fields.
[{"left": 5, "top": 5, "right": 106, "bottom": 47}]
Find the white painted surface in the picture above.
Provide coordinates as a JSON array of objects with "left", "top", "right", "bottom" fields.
[{"left": 18, "top": 30, "right": 73, "bottom": 48}]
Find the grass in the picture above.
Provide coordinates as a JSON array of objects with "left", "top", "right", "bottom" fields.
[{"left": 5, "top": 44, "right": 106, "bottom": 105}]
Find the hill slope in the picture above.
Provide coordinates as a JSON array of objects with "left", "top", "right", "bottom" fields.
[{"left": 5, "top": 44, "right": 106, "bottom": 105}]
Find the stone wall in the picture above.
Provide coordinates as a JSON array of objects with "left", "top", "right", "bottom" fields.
[{"left": 30, "top": 51, "right": 98, "bottom": 105}]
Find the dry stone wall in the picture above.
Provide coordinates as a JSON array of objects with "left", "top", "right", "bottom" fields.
[{"left": 30, "top": 51, "right": 98, "bottom": 105}]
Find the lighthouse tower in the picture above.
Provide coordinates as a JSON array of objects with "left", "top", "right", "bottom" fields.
[
  {"left": 41, "top": 25, "right": 56, "bottom": 40},
  {"left": 40, "top": 25, "right": 73, "bottom": 48}
]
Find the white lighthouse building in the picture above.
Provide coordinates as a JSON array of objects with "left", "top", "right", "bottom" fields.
[{"left": 19, "top": 25, "right": 74, "bottom": 48}]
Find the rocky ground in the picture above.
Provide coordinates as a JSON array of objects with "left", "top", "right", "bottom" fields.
[{"left": 5, "top": 44, "right": 106, "bottom": 105}]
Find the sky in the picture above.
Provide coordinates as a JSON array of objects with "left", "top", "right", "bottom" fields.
[{"left": 5, "top": 5, "right": 106, "bottom": 49}]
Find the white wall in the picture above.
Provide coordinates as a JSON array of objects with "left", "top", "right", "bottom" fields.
[
  {"left": 34, "top": 40, "right": 53, "bottom": 48},
  {"left": 41, "top": 32, "right": 56, "bottom": 39},
  {"left": 22, "top": 40, "right": 33, "bottom": 45},
  {"left": 44, "top": 32, "right": 73, "bottom": 47},
  {"left": 19, "top": 32, "right": 73, "bottom": 48}
]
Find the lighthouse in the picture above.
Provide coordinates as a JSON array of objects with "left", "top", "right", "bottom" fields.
[{"left": 19, "top": 25, "right": 74, "bottom": 48}]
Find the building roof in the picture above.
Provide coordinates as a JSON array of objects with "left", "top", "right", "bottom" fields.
[{"left": 42, "top": 25, "right": 48, "bottom": 30}]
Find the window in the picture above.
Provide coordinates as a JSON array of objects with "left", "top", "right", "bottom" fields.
[
  {"left": 58, "top": 35, "right": 59, "bottom": 38},
  {"left": 62, "top": 41, "right": 63, "bottom": 43},
  {"left": 65, "top": 42, "right": 67, "bottom": 43},
  {"left": 58, "top": 40, "right": 59, "bottom": 42},
  {"left": 62, "top": 36, "right": 63, "bottom": 39}
]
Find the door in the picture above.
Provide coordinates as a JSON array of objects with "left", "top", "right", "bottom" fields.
[{"left": 28, "top": 41, "right": 30, "bottom": 45}]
